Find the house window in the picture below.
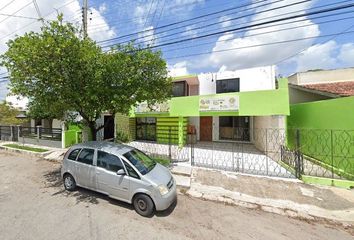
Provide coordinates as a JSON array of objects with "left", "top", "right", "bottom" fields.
[
  {"left": 136, "top": 117, "right": 156, "bottom": 141},
  {"left": 216, "top": 78, "right": 240, "bottom": 93},
  {"left": 172, "top": 81, "right": 187, "bottom": 97},
  {"left": 219, "top": 116, "right": 250, "bottom": 141}
]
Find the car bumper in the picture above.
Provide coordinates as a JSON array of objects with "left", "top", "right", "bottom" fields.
[{"left": 154, "top": 179, "right": 177, "bottom": 211}]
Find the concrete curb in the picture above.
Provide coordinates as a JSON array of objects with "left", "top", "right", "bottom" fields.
[
  {"left": 0, "top": 145, "right": 50, "bottom": 158},
  {"left": 186, "top": 182, "right": 354, "bottom": 225}
]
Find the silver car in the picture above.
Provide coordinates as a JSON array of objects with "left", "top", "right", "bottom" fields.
[{"left": 61, "top": 141, "right": 177, "bottom": 217}]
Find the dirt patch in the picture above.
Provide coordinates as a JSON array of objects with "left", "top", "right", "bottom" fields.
[{"left": 194, "top": 168, "right": 354, "bottom": 210}]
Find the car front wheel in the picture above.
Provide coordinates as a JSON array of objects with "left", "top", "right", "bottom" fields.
[
  {"left": 133, "top": 194, "right": 155, "bottom": 217},
  {"left": 63, "top": 173, "right": 76, "bottom": 191}
]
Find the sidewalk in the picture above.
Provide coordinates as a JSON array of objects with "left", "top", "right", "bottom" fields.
[
  {"left": 0, "top": 141, "right": 67, "bottom": 161},
  {"left": 186, "top": 168, "right": 354, "bottom": 224}
]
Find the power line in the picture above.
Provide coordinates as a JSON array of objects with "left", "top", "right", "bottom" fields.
[
  {"left": 0, "top": 0, "right": 78, "bottom": 41},
  {"left": 112, "top": 0, "right": 354, "bottom": 48},
  {"left": 130, "top": 2, "right": 354, "bottom": 51},
  {"left": 0, "top": 1, "right": 33, "bottom": 24},
  {"left": 165, "top": 30, "right": 354, "bottom": 60},
  {"left": 86, "top": 0, "right": 231, "bottom": 30},
  {"left": 97, "top": 0, "right": 271, "bottom": 44},
  {"left": 148, "top": 0, "right": 354, "bottom": 50},
  {"left": 113, "top": 0, "right": 294, "bottom": 46},
  {"left": 0, "top": 13, "right": 41, "bottom": 20},
  {"left": 274, "top": 23, "right": 354, "bottom": 65},
  {"left": 0, "top": 0, "right": 16, "bottom": 12},
  {"left": 161, "top": 13, "right": 354, "bottom": 55}
]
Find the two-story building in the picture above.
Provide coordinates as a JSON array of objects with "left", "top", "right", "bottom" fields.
[{"left": 115, "top": 65, "right": 290, "bottom": 149}]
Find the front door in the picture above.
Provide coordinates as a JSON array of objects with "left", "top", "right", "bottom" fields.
[
  {"left": 200, "top": 117, "right": 213, "bottom": 141},
  {"left": 104, "top": 115, "right": 115, "bottom": 140},
  {"left": 96, "top": 150, "right": 130, "bottom": 201}
]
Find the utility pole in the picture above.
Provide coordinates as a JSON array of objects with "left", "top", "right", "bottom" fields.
[
  {"left": 82, "top": 0, "right": 88, "bottom": 38},
  {"left": 32, "top": 0, "right": 44, "bottom": 25}
]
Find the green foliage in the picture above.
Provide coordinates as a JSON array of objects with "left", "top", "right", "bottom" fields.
[
  {"left": 0, "top": 101, "right": 24, "bottom": 125},
  {"left": 115, "top": 130, "right": 131, "bottom": 143},
  {"left": 1, "top": 15, "right": 172, "bottom": 140},
  {"left": 3, "top": 144, "right": 48, "bottom": 152}
]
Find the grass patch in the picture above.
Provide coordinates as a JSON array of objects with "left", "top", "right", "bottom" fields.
[
  {"left": 3, "top": 144, "right": 48, "bottom": 153},
  {"left": 153, "top": 157, "right": 171, "bottom": 166}
]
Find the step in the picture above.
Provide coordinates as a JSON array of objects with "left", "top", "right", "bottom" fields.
[
  {"left": 170, "top": 165, "right": 192, "bottom": 177},
  {"left": 173, "top": 174, "right": 191, "bottom": 189}
]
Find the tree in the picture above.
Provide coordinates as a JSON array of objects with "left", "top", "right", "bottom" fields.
[
  {"left": 1, "top": 15, "right": 172, "bottom": 140},
  {"left": 0, "top": 101, "right": 24, "bottom": 125}
]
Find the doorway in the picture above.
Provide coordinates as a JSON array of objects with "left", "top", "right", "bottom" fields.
[
  {"left": 219, "top": 116, "right": 250, "bottom": 141},
  {"left": 200, "top": 117, "right": 213, "bottom": 141},
  {"left": 103, "top": 115, "right": 115, "bottom": 140}
]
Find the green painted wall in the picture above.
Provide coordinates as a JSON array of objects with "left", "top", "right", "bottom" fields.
[
  {"left": 131, "top": 78, "right": 290, "bottom": 117},
  {"left": 287, "top": 96, "right": 354, "bottom": 179},
  {"left": 156, "top": 117, "right": 187, "bottom": 145},
  {"left": 288, "top": 96, "right": 354, "bottom": 130}
]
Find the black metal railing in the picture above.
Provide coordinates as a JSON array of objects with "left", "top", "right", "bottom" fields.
[{"left": 19, "top": 126, "right": 62, "bottom": 141}]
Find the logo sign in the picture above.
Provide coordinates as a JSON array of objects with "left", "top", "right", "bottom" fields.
[
  {"left": 135, "top": 101, "right": 170, "bottom": 113},
  {"left": 199, "top": 96, "right": 239, "bottom": 112}
]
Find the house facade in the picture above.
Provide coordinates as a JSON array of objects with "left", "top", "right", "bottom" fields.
[{"left": 115, "top": 65, "right": 290, "bottom": 148}]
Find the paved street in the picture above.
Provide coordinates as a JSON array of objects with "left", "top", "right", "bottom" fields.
[{"left": 0, "top": 150, "right": 352, "bottom": 240}]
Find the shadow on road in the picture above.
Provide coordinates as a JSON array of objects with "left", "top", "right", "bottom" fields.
[{"left": 43, "top": 167, "right": 176, "bottom": 217}]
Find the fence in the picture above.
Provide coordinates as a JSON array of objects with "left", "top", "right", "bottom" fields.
[
  {"left": 287, "top": 129, "right": 354, "bottom": 181},
  {"left": 0, "top": 126, "right": 12, "bottom": 141},
  {"left": 126, "top": 126, "right": 190, "bottom": 163},
  {"left": 0, "top": 125, "right": 63, "bottom": 148},
  {"left": 128, "top": 127, "right": 354, "bottom": 181}
]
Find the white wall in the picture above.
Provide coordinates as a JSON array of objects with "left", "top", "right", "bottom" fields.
[
  {"left": 198, "top": 65, "right": 276, "bottom": 96},
  {"left": 188, "top": 117, "right": 200, "bottom": 140},
  {"left": 289, "top": 67, "right": 354, "bottom": 85}
]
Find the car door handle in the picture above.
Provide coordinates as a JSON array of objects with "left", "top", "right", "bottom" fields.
[{"left": 123, "top": 187, "right": 128, "bottom": 190}]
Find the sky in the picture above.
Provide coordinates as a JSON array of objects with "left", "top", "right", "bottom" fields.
[{"left": 0, "top": 0, "right": 354, "bottom": 101}]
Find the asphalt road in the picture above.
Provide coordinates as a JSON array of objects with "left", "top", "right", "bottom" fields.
[{"left": 0, "top": 150, "right": 352, "bottom": 240}]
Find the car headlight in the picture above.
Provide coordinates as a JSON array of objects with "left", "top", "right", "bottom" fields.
[{"left": 157, "top": 184, "right": 169, "bottom": 196}]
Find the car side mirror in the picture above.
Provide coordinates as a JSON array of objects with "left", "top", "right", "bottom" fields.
[{"left": 116, "top": 169, "right": 126, "bottom": 175}]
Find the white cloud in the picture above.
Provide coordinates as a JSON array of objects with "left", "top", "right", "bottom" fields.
[
  {"left": 138, "top": 26, "right": 156, "bottom": 45},
  {"left": 338, "top": 43, "right": 354, "bottom": 67},
  {"left": 168, "top": 61, "right": 189, "bottom": 77},
  {"left": 181, "top": 25, "right": 198, "bottom": 38},
  {"left": 208, "top": 0, "right": 320, "bottom": 70},
  {"left": 295, "top": 41, "right": 338, "bottom": 72},
  {"left": 219, "top": 16, "right": 232, "bottom": 28},
  {"left": 98, "top": 3, "right": 107, "bottom": 14},
  {"left": 87, "top": 7, "right": 116, "bottom": 41},
  {"left": 0, "top": 0, "right": 116, "bottom": 100}
]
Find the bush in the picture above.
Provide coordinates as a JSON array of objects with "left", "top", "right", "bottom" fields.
[{"left": 115, "top": 130, "right": 131, "bottom": 143}]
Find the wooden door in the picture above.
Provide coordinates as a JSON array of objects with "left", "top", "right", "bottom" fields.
[{"left": 200, "top": 117, "right": 213, "bottom": 141}]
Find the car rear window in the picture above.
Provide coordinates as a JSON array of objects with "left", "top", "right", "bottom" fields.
[
  {"left": 77, "top": 148, "right": 94, "bottom": 165},
  {"left": 68, "top": 149, "right": 81, "bottom": 160}
]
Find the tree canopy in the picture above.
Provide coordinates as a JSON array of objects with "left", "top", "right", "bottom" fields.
[
  {"left": 1, "top": 15, "right": 172, "bottom": 140},
  {"left": 0, "top": 101, "right": 24, "bottom": 125}
]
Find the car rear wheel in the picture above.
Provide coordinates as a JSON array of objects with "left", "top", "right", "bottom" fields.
[
  {"left": 63, "top": 173, "right": 76, "bottom": 191},
  {"left": 133, "top": 194, "right": 154, "bottom": 217}
]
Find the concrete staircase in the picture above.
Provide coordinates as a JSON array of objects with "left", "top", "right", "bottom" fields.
[{"left": 170, "top": 165, "right": 192, "bottom": 189}]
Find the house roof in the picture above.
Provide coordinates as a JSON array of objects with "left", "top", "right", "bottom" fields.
[{"left": 297, "top": 81, "right": 354, "bottom": 97}]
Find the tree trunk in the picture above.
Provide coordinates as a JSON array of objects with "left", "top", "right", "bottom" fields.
[{"left": 88, "top": 121, "right": 97, "bottom": 141}]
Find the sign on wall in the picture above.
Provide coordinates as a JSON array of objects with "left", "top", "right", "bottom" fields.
[
  {"left": 199, "top": 96, "right": 239, "bottom": 112},
  {"left": 135, "top": 101, "right": 170, "bottom": 113}
]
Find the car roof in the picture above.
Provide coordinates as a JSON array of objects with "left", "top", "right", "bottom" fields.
[{"left": 71, "top": 141, "right": 134, "bottom": 156}]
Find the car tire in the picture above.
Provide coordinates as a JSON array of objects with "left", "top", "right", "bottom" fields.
[
  {"left": 133, "top": 194, "right": 155, "bottom": 217},
  {"left": 63, "top": 173, "right": 76, "bottom": 191}
]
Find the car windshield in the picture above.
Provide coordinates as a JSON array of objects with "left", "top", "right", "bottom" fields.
[{"left": 123, "top": 149, "right": 156, "bottom": 175}]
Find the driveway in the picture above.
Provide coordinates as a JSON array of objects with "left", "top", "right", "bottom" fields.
[{"left": 0, "top": 150, "right": 352, "bottom": 240}]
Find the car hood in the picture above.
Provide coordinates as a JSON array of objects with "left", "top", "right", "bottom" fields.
[{"left": 144, "top": 163, "right": 172, "bottom": 186}]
